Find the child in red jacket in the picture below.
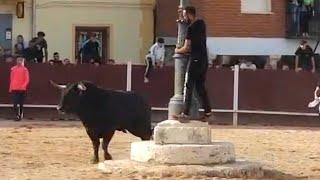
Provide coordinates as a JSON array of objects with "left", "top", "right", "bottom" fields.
[{"left": 9, "top": 57, "right": 29, "bottom": 121}]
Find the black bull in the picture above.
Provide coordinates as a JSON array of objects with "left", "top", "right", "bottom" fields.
[{"left": 51, "top": 81, "right": 153, "bottom": 163}]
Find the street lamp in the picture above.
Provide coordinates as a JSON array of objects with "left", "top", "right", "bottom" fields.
[{"left": 168, "top": 0, "right": 200, "bottom": 119}]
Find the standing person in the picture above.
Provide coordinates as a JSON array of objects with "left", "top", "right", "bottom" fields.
[
  {"left": 27, "top": 32, "right": 48, "bottom": 63},
  {"left": 49, "top": 52, "right": 62, "bottom": 65},
  {"left": 144, "top": 38, "right": 165, "bottom": 83},
  {"left": 9, "top": 57, "right": 30, "bottom": 121},
  {"left": 14, "top": 35, "right": 27, "bottom": 57},
  {"left": 174, "top": 6, "right": 212, "bottom": 121},
  {"left": 80, "top": 33, "right": 100, "bottom": 64},
  {"left": 295, "top": 40, "right": 316, "bottom": 72}
]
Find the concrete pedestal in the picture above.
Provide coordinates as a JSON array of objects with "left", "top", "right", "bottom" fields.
[
  {"left": 98, "top": 120, "right": 264, "bottom": 178},
  {"left": 131, "top": 141, "right": 235, "bottom": 165},
  {"left": 154, "top": 120, "right": 211, "bottom": 144}
]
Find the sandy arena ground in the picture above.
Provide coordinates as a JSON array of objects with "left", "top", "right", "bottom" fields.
[{"left": 0, "top": 120, "right": 319, "bottom": 180}]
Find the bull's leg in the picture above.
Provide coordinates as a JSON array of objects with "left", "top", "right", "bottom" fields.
[
  {"left": 86, "top": 130, "right": 100, "bottom": 164},
  {"left": 102, "top": 130, "right": 115, "bottom": 160}
]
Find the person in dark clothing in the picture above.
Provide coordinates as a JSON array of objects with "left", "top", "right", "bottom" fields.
[
  {"left": 173, "top": 6, "right": 212, "bottom": 121},
  {"left": 295, "top": 39, "right": 316, "bottom": 72},
  {"left": 80, "top": 33, "right": 100, "bottom": 64},
  {"left": 14, "top": 35, "right": 26, "bottom": 57},
  {"left": 24, "top": 32, "right": 48, "bottom": 63}
]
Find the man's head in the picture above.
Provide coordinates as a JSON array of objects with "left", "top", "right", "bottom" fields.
[
  {"left": 53, "top": 52, "right": 60, "bottom": 60},
  {"left": 63, "top": 58, "right": 71, "bottom": 65},
  {"left": 90, "top": 33, "right": 96, "bottom": 41},
  {"left": 17, "top": 35, "right": 24, "bottom": 43},
  {"left": 16, "top": 57, "right": 25, "bottom": 65},
  {"left": 183, "top": 6, "right": 196, "bottom": 23},
  {"left": 157, "top": 38, "right": 165, "bottom": 48},
  {"left": 37, "top": 31, "right": 45, "bottom": 40}
]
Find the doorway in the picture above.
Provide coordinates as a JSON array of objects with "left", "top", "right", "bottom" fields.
[
  {"left": 75, "top": 26, "right": 109, "bottom": 64},
  {"left": 0, "top": 14, "right": 13, "bottom": 51}
]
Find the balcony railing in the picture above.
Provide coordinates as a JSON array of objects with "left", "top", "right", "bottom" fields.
[{"left": 286, "top": 1, "right": 320, "bottom": 39}]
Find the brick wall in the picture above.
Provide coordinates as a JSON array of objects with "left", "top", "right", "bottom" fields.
[{"left": 156, "top": 0, "right": 286, "bottom": 38}]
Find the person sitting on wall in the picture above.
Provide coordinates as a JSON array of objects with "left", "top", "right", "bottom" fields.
[
  {"left": 144, "top": 38, "right": 166, "bottom": 83},
  {"left": 63, "top": 58, "right": 72, "bottom": 66},
  {"left": 239, "top": 59, "right": 257, "bottom": 71},
  {"left": 106, "top": 59, "right": 115, "bottom": 65},
  {"left": 3, "top": 49, "right": 14, "bottom": 63},
  {"left": 295, "top": 39, "right": 316, "bottom": 73},
  {"left": 49, "top": 52, "right": 63, "bottom": 65}
]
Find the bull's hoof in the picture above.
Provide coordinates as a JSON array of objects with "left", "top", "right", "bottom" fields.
[
  {"left": 91, "top": 157, "right": 99, "bottom": 164},
  {"left": 104, "top": 153, "right": 112, "bottom": 160}
]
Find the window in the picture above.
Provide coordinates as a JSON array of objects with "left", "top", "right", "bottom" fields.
[{"left": 241, "top": 0, "right": 272, "bottom": 14}]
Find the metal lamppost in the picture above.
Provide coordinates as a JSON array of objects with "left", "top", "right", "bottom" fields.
[{"left": 168, "top": 0, "right": 200, "bottom": 119}]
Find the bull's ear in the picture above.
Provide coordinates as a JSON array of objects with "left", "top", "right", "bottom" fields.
[{"left": 77, "top": 82, "right": 87, "bottom": 91}]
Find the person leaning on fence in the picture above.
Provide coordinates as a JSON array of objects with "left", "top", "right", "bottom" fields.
[
  {"left": 9, "top": 57, "right": 30, "bottom": 121},
  {"left": 144, "top": 38, "right": 165, "bottom": 83},
  {"left": 295, "top": 39, "right": 316, "bottom": 73}
]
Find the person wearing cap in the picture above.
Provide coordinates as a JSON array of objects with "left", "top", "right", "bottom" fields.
[
  {"left": 9, "top": 57, "right": 30, "bottom": 121},
  {"left": 144, "top": 37, "right": 165, "bottom": 83},
  {"left": 295, "top": 40, "right": 316, "bottom": 73}
]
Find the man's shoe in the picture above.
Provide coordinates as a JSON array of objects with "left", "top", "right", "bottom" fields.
[
  {"left": 15, "top": 115, "right": 21, "bottom": 121},
  {"left": 144, "top": 77, "right": 149, "bottom": 83}
]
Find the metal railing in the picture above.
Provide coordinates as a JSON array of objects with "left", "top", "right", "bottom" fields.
[{"left": 286, "top": 3, "right": 320, "bottom": 39}]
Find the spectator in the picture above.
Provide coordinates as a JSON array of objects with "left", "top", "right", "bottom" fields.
[
  {"left": 49, "top": 52, "right": 62, "bottom": 65},
  {"left": 278, "top": 55, "right": 295, "bottom": 70},
  {"left": 295, "top": 40, "right": 315, "bottom": 72},
  {"left": 80, "top": 33, "right": 100, "bottom": 64},
  {"left": 3, "top": 49, "right": 14, "bottom": 62},
  {"left": 144, "top": 38, "right": 165, "bottom": 83},
  {"left": 9, "top": 57, "right": 30, "bottom": 121},
  {"left": 93, "top": 61, "right": 101, "bottom": 67},
  {"left": 239, "top": 59, "right": 257, "bottom": 71},
  {"left": 63, "top": 58, "right": 71, "bottom": 66},
  {"left": 14, "top": 35, "right": 26, "bottom": 57},
  {"left": 0, "top": 45, "right": 4, "bottom": 61},
  {"left": 300, "top": 0, "right": 314, "bottom": 37},
  {"left": 288, "top": 0, "right": 299, "bottom": 36},
  {"left": 26, "top": 31, "right": 48, "bottom": 63},
  {"left": 5, "top": 56, "right": 14, "bottom": 63}
]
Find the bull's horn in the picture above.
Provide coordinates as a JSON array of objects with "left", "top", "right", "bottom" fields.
[
  {"left": 50, "top": 80, "right": 67, "bottom": 90},
  {"left": 77, "top": 82, "right": 87, "bottom": 91}
]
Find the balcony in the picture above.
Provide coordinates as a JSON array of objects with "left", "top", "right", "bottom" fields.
[{"left": 286, "top": 1, "right": 320, "bottom": 40}]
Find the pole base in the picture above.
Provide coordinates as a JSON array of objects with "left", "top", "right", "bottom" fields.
[{"left": 168, "top": 94, "right": 184, "bottom": 119}]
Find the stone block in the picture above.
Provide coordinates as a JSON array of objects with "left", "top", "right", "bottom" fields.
[{"left": 131, "top": 141, "right": 235, "bottom": 165}]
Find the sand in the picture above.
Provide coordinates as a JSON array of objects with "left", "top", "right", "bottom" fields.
[{"left": 0, "top": 120, "right": 319, "bottom": 180}]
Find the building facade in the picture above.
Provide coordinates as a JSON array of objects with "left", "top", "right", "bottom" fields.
[
  {"left": 0, "top": 0, "right": 155, "bottom": 64},
  {"left": 156, "top": 0, "right": 320, "bottom": 58}
]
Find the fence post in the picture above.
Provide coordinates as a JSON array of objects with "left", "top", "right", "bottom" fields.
[
  {"left": 126, "top": 61, "right": 132, "bottom": 91},
  {"left": 233, "top": 65, "right": 240, "bottom": 127}
]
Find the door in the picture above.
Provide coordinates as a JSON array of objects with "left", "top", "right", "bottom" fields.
[
  {"left": 75, "top": 26, "right": 109, "bottom": 64},
  {"left": 0, "top": 14, "right": 13, "bottom": 51}
]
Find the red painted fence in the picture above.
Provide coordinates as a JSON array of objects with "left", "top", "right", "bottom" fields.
[{"left": 0, "top": 63, "right": 318, "bottom": 114}]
